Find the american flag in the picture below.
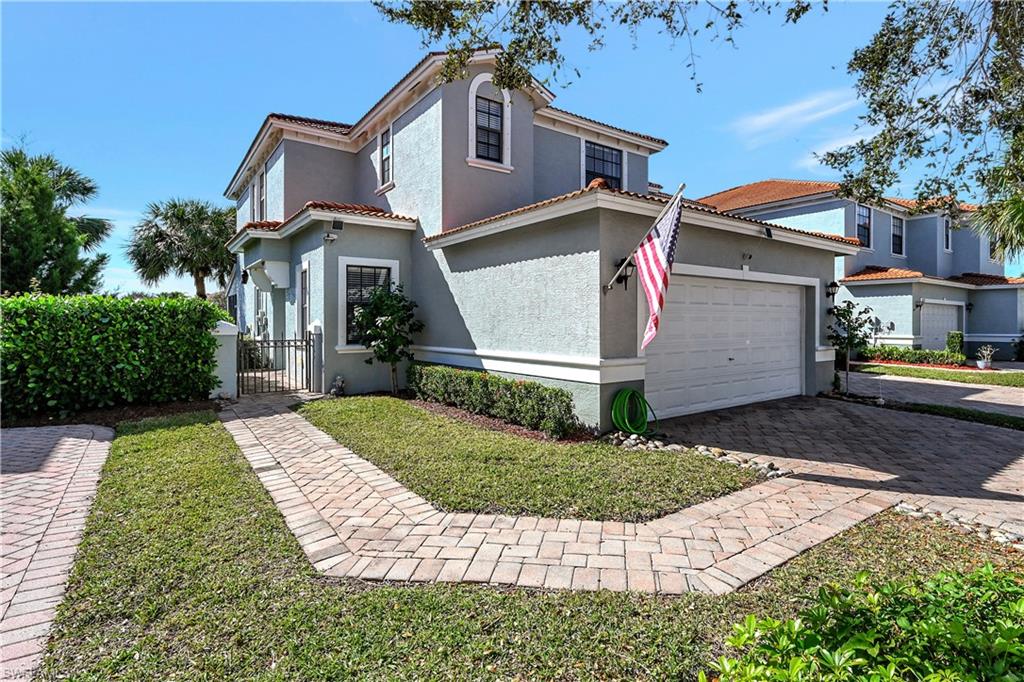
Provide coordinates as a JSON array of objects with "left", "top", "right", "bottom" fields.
[{"left": 636, "top": 189, "right": 686, "bottom": 349}]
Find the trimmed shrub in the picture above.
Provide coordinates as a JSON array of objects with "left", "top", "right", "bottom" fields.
[
  {"left": 704, "top": 565, "right": 1024, "bottom": 681},
  {"left": 861, "top": 345, "right": 966, "bottom": 366},
  {"left": 407, "top": 363, "right": 578, "bottom": 439},
  {"left": 945, "top": 330, "right": 964, "bottom": 354},
  {"left": 1, "top": 294, "right": 228, "bottom": 417}
]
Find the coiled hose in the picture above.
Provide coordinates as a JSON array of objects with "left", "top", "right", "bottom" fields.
[{"left": 610, "top": 388, "right": 657, "bottom": 435}]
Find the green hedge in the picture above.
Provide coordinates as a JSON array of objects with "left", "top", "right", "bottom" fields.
[
  {"left": 407, "top": 363, "right": 578, "bottom": 439},
  {"left": 705, "top": 565, "right": 1024, "bottom": 681},
  {"left": 945, "top": 330, "right": 964, "bottom": 354},
  {"left": 861, "top": 345, "right": 966, "bottom": 366},
  {"left": 1, "top": 294, "right": 228, "bottom": 417}
]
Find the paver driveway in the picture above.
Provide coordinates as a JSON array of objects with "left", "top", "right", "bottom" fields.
[
  {"left": 660, "top": 397, "right": 1024, "bottom": 537},
  {"left": 1, "top": 425, "right": 111, "bottom": 682},
  {"left": 844, "top": 371, "right": 1023, "bottom": 417}
]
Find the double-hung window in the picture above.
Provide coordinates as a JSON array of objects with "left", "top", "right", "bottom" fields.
[
  {"left": 475, "top": 96, "right": 503, "bottom": 163},
  {"left": 891, "top": 216, "right": 905, "bottom": 256},
  {"left": 585, "top": 141, "right": 622, "bottom": 189},
  {"left": 856, "top": 205, "right": 872, "bottom": 249},
  {"left": 345, "top": 265, "right": 391, "bottom": 345},
  {"left": 380, "top": 128, "right": 392, "bottom": 186},
  {"left": 943, "top": 218, "right": 953, "bottom": 251}
]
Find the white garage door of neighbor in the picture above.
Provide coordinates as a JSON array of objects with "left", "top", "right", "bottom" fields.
[
  {"left": 644, "top": 276, "right": 804, "bottom": 418},
  {"left": 920, "top": 303, "right": 961, "bottom": 350}
]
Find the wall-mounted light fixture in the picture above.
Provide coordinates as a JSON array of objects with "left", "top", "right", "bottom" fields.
[
  {"left": 241, "top": 270, "right": 249, "bottom": 284},
  {"left": 323, "top": 232, "right": 337, "bottom": 242},
  {"left": 966, "top": 302, "right": 974, "bottom": 314},
  {"left": 825, "top": 281, "right": 840, "bottom": 299},
  {"left": 914, "top": 298, "right": 924, "bottom": 310},
  {"left": 614, "top": 257, "right": 636, "bottom": 290}
]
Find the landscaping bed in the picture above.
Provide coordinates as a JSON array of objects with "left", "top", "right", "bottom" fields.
[
  {"left": 298, "top": 396, "right": 757, "bottom": 522},
  {"left": 2, "top": 398, "right": 221, "bottom": 428},
  {"left": 855, "top": 363, "right": 1024, "bottom": 387},
  {"left": 856, "top": 359, "right": 996, "bottom": 371},
  {"left": 827, "top": 393, "right": 1024, "bottom": 431},
  {"left": 42, "top": 411, "right": 1024, "bottom": 680}
]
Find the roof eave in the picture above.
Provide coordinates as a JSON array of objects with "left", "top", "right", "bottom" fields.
[{"left": 535, "top": 108, "right": 668, "bottom": 153}]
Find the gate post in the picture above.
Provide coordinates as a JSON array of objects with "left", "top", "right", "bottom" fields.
[
  {"left": 211, "top": 320, "right": 239, "bottom": 398},
  {"left": 309, "top": 323, "right": 324, "bottom": 393}
]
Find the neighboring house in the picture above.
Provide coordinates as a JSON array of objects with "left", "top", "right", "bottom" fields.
[
  {"left": 223, "top": 50, "right": 860, "bottom": 429},
  {"left": 698, "top": 179, "right": 1024, "bottom": 360}
]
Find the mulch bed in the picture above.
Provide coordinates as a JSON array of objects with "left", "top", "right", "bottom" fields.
[
  {"left": 408, "top": 399, "right": 595, "bottom": 444},
  {"left": 856, "top": 360, "right": 996, "bottom": 371},
  {"left": 3, "top": 399, "right": 222, "bottom": 429}
]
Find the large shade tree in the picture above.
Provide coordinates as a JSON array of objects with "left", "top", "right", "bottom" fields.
[
  {"left": 127, "top": 199, "right": 235, "bottom": 299},
  {"left": 375, "top": 0, "right": 1024, "bottom": 259},
  {"left": 0, "top": 147, "right": 112, "bottom": 294}
]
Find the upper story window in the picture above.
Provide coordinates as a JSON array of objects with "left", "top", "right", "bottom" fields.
[
  {"left": 891, "top": 216, "right": 904, "bottom": 256},
  {"left": 856, "top": 204, "right": 872, "bottom": 249},
  {"left": 379, "top": 128, "right": 392, "bottom": 187},
  {"left": 258, "top": 171, "right": 266, "bottom": 220},
  {"left": 475, "top": 96, "right": 503, "bottom": 163},
  {"left": 585, "top": 142, "right": 623, "bottom": 189},
  {"left": 249, "top": 183, "right": 255, "bottom": 222},
  {"left": 989, "top": 238, "right": 999, "bottom": 262},
  {"left": 943, "top": 218, "right": 953, "bottom": 251}
]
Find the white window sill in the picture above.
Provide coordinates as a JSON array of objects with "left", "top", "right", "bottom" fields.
[
  {"left": 891, "top": 252, "right": 906, "bottom": 259},
  {"left": 944, "top": 248, "right": 953, "bottom": 253},
  {"left": 374, "top": 180, "right": 395, "bottom": 196},
  {"left": 466, "top": 157, "right": 513, "bottom": 174},
  {"left": 335, "top": 345, "right": 373, "bottom": 354}
]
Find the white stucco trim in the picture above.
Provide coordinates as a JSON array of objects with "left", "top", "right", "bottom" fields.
[
  {"left": 245, "top": 259, "right": 290, "bottom": 289},
  {"left": 815, "top": 347, "right": 836, "bottom": 362},
  {"left": 869, "top": 335, "right": 919, "bottom": 347},
  {"left": 228, "top": 208, "right": 417, "bottom": 252},
  {"left": 842, "top": 277, "right": 980, "bottom": 290},
  {"left": 411, "top": 345, "right": 646, "bottom": 384},
  {"left": 467, "top": 72, "right": 513, "bottom": 172},
  {"left": 533, "top": 109, "right": 666, "bottom": 154},
  {"left": 964, "top": 334, "right": 1020, "bottom": 341},
  {"left": 336, "top": 256, "right": 400, "bottom": 353}
]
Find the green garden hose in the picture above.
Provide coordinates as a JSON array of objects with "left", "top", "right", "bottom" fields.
[{"left": 610, "top": 388, "right": 657, "bottom": 435}]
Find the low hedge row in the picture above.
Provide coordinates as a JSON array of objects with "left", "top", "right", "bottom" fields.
[
  {"left": 407, "top": 363, "right": 577, "bottom": 438},
  {"left": 1, "top": 294, "right": 228, "bottom": 417},
  {"left": 861, "top": 344, "right": 965, "bottom": 366}
]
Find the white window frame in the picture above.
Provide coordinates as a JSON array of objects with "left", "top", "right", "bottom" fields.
[
  {"left": 258, "top": 171, "right": 266, "bottom": 220},
  {"left": 855, "top": 204, "right": 873, "bottom": 251},
  {"left": 249, "top": 183, "right": 255, "bottom": 222},
  {"left": 295, "top": 260, "right": 310, "bottom": 337},
  {"left": 580, "top": 140, "right": 628, "bottom": 190},
  {"left": 336, "top": 256, "right": 400, "bottom": 352},
  {"left": 376, "top": 123, "right": 395, "bottom": 194},
  {"left": 890, "top": 215, "right": 905, "bottom": 257},
  {"left": 466, "top": 72, "right": 513, "bottom": 173},
  {"left": 987, "top": 237, "right": 1000, "bottom": 263},
  {"left": 943, "top": 217, "right": 953, "bottom": 252}
]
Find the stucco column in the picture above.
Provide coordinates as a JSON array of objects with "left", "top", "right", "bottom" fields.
[{"left": 210, "top": 320, "right": 238, "bottom": 399}]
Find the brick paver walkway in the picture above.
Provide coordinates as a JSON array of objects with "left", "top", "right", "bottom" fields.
[
  {"left": 1, "top": 425, "right": 111, "bottom": 682},
  {"left": 220, "top": 396, "right": 895, "bottom": 595},
  {"left": 661, "top": 397, "right": 1024, "bottom": 537},
  {"left": 844, "top": 371, "right": 1023, "bottom": 418}
]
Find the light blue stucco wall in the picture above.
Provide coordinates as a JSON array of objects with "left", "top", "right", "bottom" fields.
[
  {"left": 236, "top": 186, "right": 252, "bottom": 229},
  {"left": 969, "top": 288, "right": 1021, "bottom": 335},
  {"left": 625, "top": 152, "right": 648, "bottom": 195},
  {"left": 281, "top": 139, "right": 356, "bottom": 217},
  {"left": 265, "top": 142, "right": 285, "bottom": 221},
  {"left": 838, "top": 283, "right": 915, "bottom": 345},
  {"left": 533, "top": 126, "right": 581, "bottom": 200},
  {"left": 748, "top": 200, "right": 847, "bottom": 280},
  {"left": 284, "top": 227, "right": 325, "bottom": 340}
]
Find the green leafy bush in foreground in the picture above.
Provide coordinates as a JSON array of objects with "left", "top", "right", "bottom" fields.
[
  {"left": 407, "top": 363, "right": 578, "bottom": 438},
  {"left": 705, "top": 565, "right": 1024, "bottom": 681},
  {"left": 1, "top": 294, "right": 228, "bottom": 417},
  {"left": 862, "top": 345, "right": 966, "bottom": 366}
]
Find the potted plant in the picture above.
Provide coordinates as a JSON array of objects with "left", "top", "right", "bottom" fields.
[{"left": 976, "top": 344, "right": 996, "bottom": 370}]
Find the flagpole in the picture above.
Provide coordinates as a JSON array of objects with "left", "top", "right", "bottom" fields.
[{"left": 602, "top": 183, "right": 685, "bottom": 292}]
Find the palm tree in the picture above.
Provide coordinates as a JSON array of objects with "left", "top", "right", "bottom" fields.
[{"left": 127, "top": 199, "right": 235, "bottom": 299}]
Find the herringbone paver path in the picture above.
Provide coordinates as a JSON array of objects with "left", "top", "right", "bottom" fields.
[
  {"left": 219, "top": 395, "right": 896, "bottom": 595},
  {"left": 1, "top": 425, "right": 111, "bottom": 682}
]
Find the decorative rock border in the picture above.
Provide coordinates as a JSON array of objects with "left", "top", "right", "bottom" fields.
[
  {"left": 600, "top": 431, "right": 793, "bottom": 479},
  {"left": 894, "top": 502, "right": 1024, "bottom": 551}
]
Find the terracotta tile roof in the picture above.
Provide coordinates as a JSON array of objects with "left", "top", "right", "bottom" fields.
[
  {"left": 698, "top": 179, "right": 841, "bottom": 212},
  {"left": 267, "top": 113, "right": 352, "bottom": 135},
  {"left": 426, "top": 178, "right": 861, "bottom": 248},
  {"left": 841, "top": 266, "right": 924, "bottom": 282},
  {"left": 544, "top": 106, "right": 669, "bottom": 146},
  {"left": 229, "top": 201, "right": 417, "bottom": 245},
  {"left": 885, "top": 197, "right": 979, "bottom": 212},
  {"left": 948, "top": 272, "right": 1024, "bottom": 286},
  {"left": 240, "top": 220, "right": 283, "bottom": 231}
]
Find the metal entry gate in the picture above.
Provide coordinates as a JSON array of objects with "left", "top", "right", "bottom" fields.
[{"left": 237, "top": 334, "right": 313, "bottom": 394}]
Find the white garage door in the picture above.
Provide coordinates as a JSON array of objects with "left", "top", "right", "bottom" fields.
[
  {"left": 920, "top": 303, "right": 961, "bottom": 350},
  {"left": 644, "top": 276, "right": 804, "bottom": 418}
]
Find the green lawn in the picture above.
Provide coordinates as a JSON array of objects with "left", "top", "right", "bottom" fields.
[
  {"left": 857, "top": 363, "right": 1024, "bottom": 387},
  {"left": 42, "top": 412, "right": 1024, "bottom": 680},
  {"left": 889, "top": 402, "right": 1024, "bottom": 431},
  {"left": 298, "top": 396, "right": 758, "bottom": 522}
]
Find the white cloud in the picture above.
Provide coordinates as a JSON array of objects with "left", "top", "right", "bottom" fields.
[
  {"left": 730, "top": 89, "right": 859, "bottom": 148},
  {"left": 795, "top": 129, "right": 879, "bottom": 172}
]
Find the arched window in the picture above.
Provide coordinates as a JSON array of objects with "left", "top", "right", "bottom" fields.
[{"left": 467, "top": 72, "right": 512, "bottom": 172}]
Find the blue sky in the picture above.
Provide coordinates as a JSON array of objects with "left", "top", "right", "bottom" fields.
[{"left": 4, "top": 1, "right": 1019, "bottom": 291}]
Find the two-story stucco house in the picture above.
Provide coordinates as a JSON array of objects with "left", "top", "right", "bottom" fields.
[
  {"left": 223, "top": 50, "right": 862, "bottom": 429},
  {"left": 698, "top": 180, "right": 1024, "bottom": 360}
]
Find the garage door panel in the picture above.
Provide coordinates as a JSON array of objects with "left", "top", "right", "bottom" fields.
[
  {"left": 920, "top": 303, "right": 961, "bottom": 350},
  {"left": 645, "top": 275, "right": 804, "bottom": 417}
]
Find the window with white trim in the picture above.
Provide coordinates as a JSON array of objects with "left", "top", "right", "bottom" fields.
[
  {"left": 345, "top": 265, "right": 391, "bottom": 345},
  {"left": 380, "top": 127, "right": 392, "bottom": 186},
  {"left": 943, "top": 218, "right": 952, "bottom": 251},
  {"left": 475, "top": 96, "right": 503, "bottom": 163},
  {"left": 856, "top": 204, "right": 872, "bottom": 249},
  {"left": 299, "top": 266, "right": 309, "bottom": 336},
  {"left": 891, "top": 216, "right": 905, "bottom": 256},
  {"left": 254, "top": 290, "right": 268, "bottom": 337},
  {"left": 249, "top": 183, "right": 255, "bottom": 222},
  {"left": 989, "top": 238, "right": 999, "bottom": 261},
  {"left": 258, "top": 171, "right": 266, "bottom": 220},
  {"left": 585, "top": 141, "right": 622, "bottom": 189}
]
